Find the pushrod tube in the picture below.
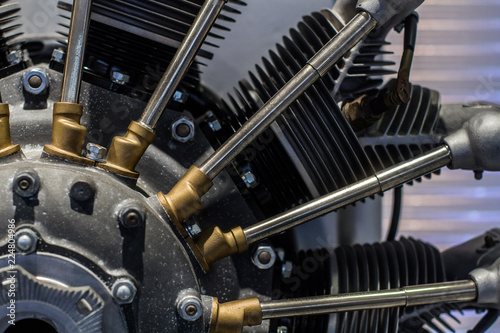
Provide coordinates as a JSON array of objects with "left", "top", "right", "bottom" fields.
[
  {"left": 198, "top": 12, "right": 377, "bottom": 180},
  {"left": 138, "top": 0, "right": 227, "bottom": 129},
  {"left": 243, "top": 145, "right": 452, "bottom": 245},
  {"left": 61, "top": 0, "right": 92, "bottom": 104},
  {"left": 260, "top": 280, "right": 477, "bottom": 319}
]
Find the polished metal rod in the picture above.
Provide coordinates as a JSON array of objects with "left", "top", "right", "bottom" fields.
[
  {"left": 198, "top": 12, "right": 377, "bottom": 180},
  {"left": 139, "top": 0, "right": 227, "bottom": 129},
  {"left": 244, "top": 145, "right": 452, "bottom": 245},
  {"left": 261, "top": 280, "right": 477, "bottom": 319},
  {"left": 61, "top": 0, "right": 92, "bottom": 104}
]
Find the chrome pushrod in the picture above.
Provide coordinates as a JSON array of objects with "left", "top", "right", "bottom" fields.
[
  {"left": 261, "top": 280, "right": 477, "bottom": 319},
  {"left": 244, "top": 145, "right": 452, "bottom": 245},
  {"left": 61, "top": 0, "right": 92, "bottom": 104},
  {"left": 138, "top": 0, "right": 228, "bottom": 129},
  {"left": 198, "top": 12, "right": 377, "bottom": 180}
]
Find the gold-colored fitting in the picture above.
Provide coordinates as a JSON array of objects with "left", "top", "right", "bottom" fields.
[
  {"left": 157, "top": 166, "right": 213, "bottom": 236},
  {"left": 0, "top": 104, "right": 20, "bottom": 159},
  {"left": 43, "top": 102, "right": 94, "bottom": 165},
  {"left": 211, "top": 297, "right": 262, "bottom": 333},
  {"left": 98, "top": 121, "right": 156, "bottom": 178},
  {"left": 188, "top": 226, "right": 248, "bottom": 272}
]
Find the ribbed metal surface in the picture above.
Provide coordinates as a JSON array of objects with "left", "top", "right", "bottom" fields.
[{"left": 0, "top": 1, "right": 21, "bottom": 64}]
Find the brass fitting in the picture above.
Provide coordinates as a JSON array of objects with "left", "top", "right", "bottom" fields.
[
  {"left": 43, "top": 102, "right": 94, "bottom": 165},
  {"left": 0, "top": 104, "right": 20, "bottom": 159},
  {"left": 157, "top": 166, "right": 213, "bottom": 236},
  {"left": 187, "top": 226, "right": 248, "bottom": 271},
  {"left": 98, "top": 121, "right": 156, "bottom": 178},
  {"left": 211, "top": 297, "right": 262, "bottom": 333},
  {"left": 342, "top": 94, "right": 379, "bottom": 131}
]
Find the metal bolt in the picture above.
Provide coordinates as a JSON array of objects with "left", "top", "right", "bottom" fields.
[
  {"left": 15, "top": 229, "right": 38, "bottom": 254},
  {"left": 23, "top": 69, "right": 49, "bottom": 95},
  {"left": 186, "top": 221, "right": 202, "bottom": 237},
  {"left": 85, "top": 143, "right": 107, "bottom": 162},
  {"left": 206, "top": 112, "right": 222, "bottom": 132},
  {"left": 110, "top": 71, "right": 130, "bottom": 85},
  {"left": 7, "top": 50, "right": 23, "bottom": 65},
  {"left": 51, "top": 49, "right": 65, "bottom": 63},
  {"left": 112, "top": 279, "right": 137, "bottom": 304},
  {"left": 118, "top": 205, "right": 145, "bottom": 228},
  {"left": 241, "top": 171, "right": 258, "bottom": 189},
  {"left": 277, "top": 326, "right": 288, "bottom": 333},
  {"left": 13, "top": 171, "right": 40, "bottom": 198},
  {"left": 172, "top": 90, "right": 186, "bottom": 103},
  {"left": 252, "top": 245, "right": 276, "bottom": 270},
  {"left": 172, "top": 118, "right": 195, "bottom": 143},
  {"left": 177, "top": 295, "right": 203, "bottom": 321}
]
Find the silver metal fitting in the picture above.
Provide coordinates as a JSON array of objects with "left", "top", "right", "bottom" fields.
[
  {"left": 7, "top": 50, "right": 23, "bottom": 65},
  {"left": 241, "top": 171, "right": 258, "bottom": 189},
  {"left": 118, "top": 204, "right": 146, "bottom": 228},
  {"left": 110, "top": 71, "right": 130, "bottom": 85},
  {"left": 171, "top": 117, "right": 195, "bottom": 143},
  {"left": 282, "top": 261, "right": 293, "bottom": 278},
  {"left": 13, "top": 171, "right": 40, "bottom": 198},
  {"left": 23, "top": 69, "right": 49, "bottom": 95},
  {"left": 252, "top": 245, "right": 276, "bottom": 270},
  {"left": 112, "top": 279, "right": 137, "bottom": 304},
  {"left": 176, "top": 289, "right": 203, "bottom": 321},
  {"left": 15, "top": 229, "right": 38, "bottom": 254},
  {"left": 85, "top": 143, "right": 107, "bottom": 162},
  {"left": 51, "top": 49, "right": 65, "bottom": 63},
  {"left": 469, "top": 257, "right": 500, "bottom": 307},
  {"left": 206, "top": 111, "right": 222, "bottom": 132},
  {"left": 186, "top": 220, "right": 202, "bottom": 238},
  {"left": 277, "top": 326, "right": 288, "bottom": 333}
]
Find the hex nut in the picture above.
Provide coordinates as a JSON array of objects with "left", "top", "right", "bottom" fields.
[
  {"left": 111, "top": 71, "right": 130, "bottom": 85},
  {"left": 177, "top": 295, "right": 203, "bottom": 321},
  {"left": 172, "top": 118, "right": 195, "bottom": 143},
  {"left": 241, "top": 171, "right": 258, "bottom": 189},
  {"left": 252, "top": 245, "right": 276, "bottom": 270},
  {"left": 118, "top": 204, "right": 146, "bottom": 228},
  {"left": 51, "top": 49, "right": 65, "bottom": 63},
  {"left": 15, "top": 229, "right": 38, "bottom": 254},
  {"left": 85, "top": 143, "right": 107, "bottom": 162},
  {"left": 23, "top": 69, "right": 49, "bottom": 95},
  {"left": 13, "top": 171, "right": 40, "bottom": 198},
  {"left": 112, "top": 279, "right": 137, "bottom": 304}
]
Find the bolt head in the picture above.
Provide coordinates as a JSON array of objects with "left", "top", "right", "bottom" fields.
[
  {"left": 13, "top": 171, "right": 40, "bottom": 198},
  {"left": 15, "top": 229, "right": 38, "bottom": 254},
  {"left": 112, "top": 279, "right": 137, "bottom": 304},
  {"left": 51, "top": 49, "right": 65, "bottom": 63},
  {"left": 277, "top": 326, "right": 288, "bottom": 333},
  {"left": 7, "top": 50, "right": 22, "bottom": 65},
  {"left": 177, "top": 295, "right": 203, "bottom": 321},
  {"left": 16, "top": 235, "right": 32, "bottom": 251},
  {"left": 111, "top": 71, "right": 130, "bottom": 85},
  {"left": 252, "top": 245, "right": 276, "bottom": 269},
  {"left": 85, "top": 143, "right": 107, "bottom": 162},
  {"left": 241, "top": 171, "right": 257, "bottom": 189},
  {"left": 118, "top": 205, "right": 145, "bottom": 228},
  {"left": 172, "top": 118, "right": 195, "bottom": 143}
]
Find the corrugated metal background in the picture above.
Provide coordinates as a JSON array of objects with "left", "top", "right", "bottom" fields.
[{"left": 384, "top": 1, "right": 500, "bottom": 331}]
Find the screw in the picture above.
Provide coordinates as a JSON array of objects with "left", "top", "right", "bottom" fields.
[
  {"left": 241, "top": 171, "right": 258, "bottom": 189},
  {"left": 252, "top": 245, "right": 276, "bottom": 270},
  {"left": 13, "top": 171, "right": 40, "bottom": 198},
  {"left": 205, "top": 112, "right": 222, "bottom": 132},
  {"left": 7, "top": 50, "right": 22, "bottom": 65},
  {"left": 172, "top": 118, "right": 195, "bottom": 143},
  {"left": 118, "top": 205, "right": 145, "bottom": 228},
  {"left": 277, "top": 326, "right": 288, "bottom": 333},
  {"left": 173, "top": 91, "right": 187, "bottom": 103},
  {"left": 85, "top": 143, "right": 107, "bottom": 162},
  {"left": 51, "top": 49, "right": 65, "bottom": 63},
  {"left": 112, "top": 279, "right": 137, "bottom": 304},
  {"left": 177, "top": 294, "right": 203, "bottom": 321},
  {"left": 186, "top": 221, "right": 202, "bottom": 237},
  {"left": 110, "top": 71, "right": 130, "bottom": 85},
  {"left": 15, "top": 229, "right": 38, "bottom": 254}
]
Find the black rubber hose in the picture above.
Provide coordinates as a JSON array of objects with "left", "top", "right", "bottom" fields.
[{"left": 386, "top": 186, "right": 403, "bottom": 241}]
